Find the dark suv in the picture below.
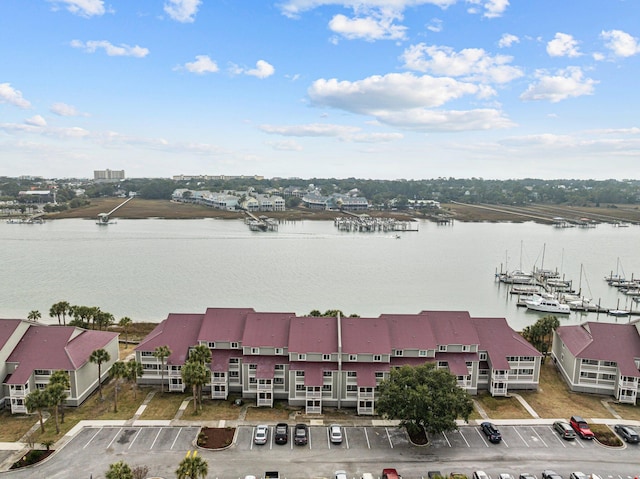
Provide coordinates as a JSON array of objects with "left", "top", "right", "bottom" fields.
[
  {"left": 480, "top": 422, "right": 502, "bottom": 443},
  {"left": 569, "top": 416, "right": 594, "bottom": 439},
  {"left": 614, "top": 424, "right": 640, "bottom": 443},
  {"left": 274, "top": 423, "right": 288, "bottom": 445},
  {"left": 294, "top": 423, "right": 308, "bottom": 445}
]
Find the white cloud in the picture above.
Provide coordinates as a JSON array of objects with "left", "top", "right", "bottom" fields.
[
  {"left": 426, "top": 18, "right": 443, "bottom": 33},
  {"left": 70, "top": 40, "right": 149, "bottom": 57},
  {"left": 231, "top": 60, "right": 275, "bottom": 79},
  {"left": 266, "top": 140, "right": 304, "bottom": 151},
  {"left": 546, "top": 32, "right": 581, "bottom": 57},
  {"left": 278, "top": 1, "right": 457, "bottom": 19},
  {"left": 592, "top": 52, "right": 605, "bottom": 61},
  {"left": 498, "top": 33, "right": 519, "bottom": 48},
  {"left": 49, "top": 0, "right": 106, "bottom": 17},
  {"left": 348, "top": 132, "right": 404, "bottom": 142},
  {"left": 0, "top": 83, "right": 31, "bottom": 109},
  {"left": 520, "top": 67, "right": 597, "bottom": 103},
  {"left": 50, "top": 102, "right": 84, "bottom": 117},
  {"left": 24, "top": 115, "right": 47, "bottom": 127},
  {"left": 164, "top": 0, "right": 201, "bottom": 23},
  {"left": 600, "top": 29, "right": 640, "bottom": 57},
  {"left": 401, "top": 44, "right": 523, "bottom": 84},
  {"left": 328, "top": 10, "right": 407, "bottom": 41},
  {"left": 375, "top": 108, "right": 514, "bottom": 130},
  {"left": 260, "top": 123, "right": 361, "bottom": 137},
  {"left": 181, "top": 55, "right": 219, "bottom": 74},
  {"left": 466, "top": 0, "right": 509, "bottom": 18}
]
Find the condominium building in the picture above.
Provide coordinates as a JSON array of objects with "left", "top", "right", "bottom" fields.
[
  {"left": 94, "top": 169, "right": 125, "bottom": 181},
  {"left": 552, "top": 321, "right": 640, "bottom": 404},
  {"left": 0, "top": 319, "right": 119, "bottom": 413},
  {"left": 135, "top": 308, "right": 541, "bottom": 415}
]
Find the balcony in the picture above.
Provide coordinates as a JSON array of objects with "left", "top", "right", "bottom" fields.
[
  {"left": 306, "top": 389, "right": 322, "bottom": 400},
  {"left": 358, "top": 390, "right": 375, "bottom": 399}
]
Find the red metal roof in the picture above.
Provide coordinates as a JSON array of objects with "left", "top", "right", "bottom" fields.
[
  {"left": 242, "top": 312, "right": 294, "bottom": 348},
  {"left": 471, "top": 317, "right": 541, "bottom": 370},
  {"left": 345, "top": 363, "right": 389, "bottom": 387},
  {"left": 435, "top": 352, "right": 477, "bottom": 376},
  {"left": 288, "top": 316, "right": 338, "bottom": 354},
  {"left": 210, "top": 349, "right": 242, "bottom": 372},
  {"left": 5, "top": 325, "right": 118, "bottom": 385},
  {"left": 0, "top": 319, "right": 22, "bottom": 350},
  {"left": 289, "top": 361, "right": 326, "bottom": 386},
  {"left": 341, "top": 317, "right": 391, "bottom": 354},
  {"left": 556, "top": 322, "right": 640, "bottom": 377},
  {"left": 381, "top": 314, "right": 436, "bottom": 350},
  {"left": 420, "top": 311, "right": 480, "bottom": 346},
  {"left": 135, "top": 313, "right": 203, "bottom": 365},
  {"left": 199, "top": 308, "right": 254, "bottom": 343}
]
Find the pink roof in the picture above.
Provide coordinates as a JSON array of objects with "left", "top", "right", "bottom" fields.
[
  {"left": 135, "top": 313, "right": 203, "bottom": 365},
  {"left": 210, "top": 350, "right": 242, "bottom": 372},
  {"left": 435, "top": 352, "right": 477, "bottom": 375},
  {"left": 199, "top": 308, "right": 254, "bottom": 343},
  {"left": 471, "top": 317, "right": 541, "bottom": 370},
  {"left": 289, "top": 316, "right": 337, "bottom": 354},
  {"left": 557, "top": 322, "right": 640, "bottom": 377},
  {"left": 289, "top": 362, "right": 334, "bottom": 386},
  {"left": 5, "top": 325, "right": 118, "bottom": 384},
  {"left": 252, "top": 356, "right": 285, "bottom": 379},
  {"left": 381, "top": 314, "right": 436, "bottom": 350},
  {"left": 420, "top": 311, "right": 480, "bottom": 346},
  {"left": 242, "top": 312, "right": 294, "bottom": 348},
  {"left": 0, "top": 319, "right": 22, "bottom": 349},
  {"left": 341, "top": 317, "right": 391, "bottom": 354},
  {"left": 345, "top": 363, "right": 389, "bottom": 387}
]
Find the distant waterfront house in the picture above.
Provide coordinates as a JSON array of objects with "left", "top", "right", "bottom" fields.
[
  {"left": 552, "top": 321, "right": 640, "bottom": 404},
  {"left": 0, "top": 319, "right": 119, "bottom": 414},
  {"left": 134, "top": 308, "right": 541, "bottom": 415}
]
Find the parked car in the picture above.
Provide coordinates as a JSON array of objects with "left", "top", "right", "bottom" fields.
[
  {"left": 254, "top": 425, "right": 269, "bottom": 445},
  {"left": 614, "top": 424, "right": 640, "bottom": 443},
  {"left": 541, "top": 471, "right": 563, "bottom": 479},
  {"left": 553, "top": 421, "right": 577, "bottom": 440},
  {"left": 428, "top": 472, "right": 444, "bottom": 479},
  {"left": 569, "top": 472, "right": 587, "bottom": 479},
  {"left": 382, "top": 469, "right": 402, "bottom": 479},
  {"left": 362, "top": 474, "right": 375, "bottom": 479},
  {"left": 570, "top": 416, "right": 595, "bottom": 439},
  {"left": 480, "top": 421, "right": 502, "bottom": 443},
  {"left": 519, "top": 474, "right": 537, "bottom": 479},
  {"left": 329, "top": 424, "right": 343, "bottom": 444},
  {"left": 498, "top": 474, "right": 515, "bottom": 479},
  {"left": 335, "top": 471, "right": 348, "bottom": 479},
  {"left": 472, "top": 471, "right": 490, "bottom": 479},
  {"left": 274, "top": 423, "right": 288, "bottom": 445},
  {"left": 294, "top": 423, "right": 308, "bottom": 445}
]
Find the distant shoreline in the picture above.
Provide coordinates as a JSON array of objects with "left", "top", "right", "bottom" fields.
[{"left": 38, "top": 198, "right": 640, "bottom": 225}]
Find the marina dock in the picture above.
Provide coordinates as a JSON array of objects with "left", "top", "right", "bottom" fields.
[
  {"left": 244, "top": 211, "right": 278, "bottom": 231},
  {"left": 334, "top": 212, "right": 418, "bottom": 232}
]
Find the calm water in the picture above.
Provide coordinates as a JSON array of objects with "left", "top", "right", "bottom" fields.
[{"left": 2, "top": 218, "right": 639, "bottom": 331}]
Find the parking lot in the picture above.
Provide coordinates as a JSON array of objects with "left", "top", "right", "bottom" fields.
[{"left": 71, "top": 425, "right": 201, "bottom": 454}]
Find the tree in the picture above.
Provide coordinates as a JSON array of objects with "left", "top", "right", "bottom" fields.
[
  {"left": 153, "top": 345, "right": 171, "bottom": 392},
  {"left": 181, "top": 361, "right": 209, "bottom": 414},
  {"left": 109, "top": 361, "right": 128, "bottom": 413},
  {"left": 521, "top": 315, "right": 560, "bottom": 361},
  {"left": 27, "top": 310, "right": 41, "bottom": 322},
  {"left": 126, "top": 360, "right": 144, "bottom": 399},
  {"left": 48, "top": 370, "right": 70, "bottom": 427},
  {"left": 25, "top": 389, "right": 48, "bottom": 433},
  {"left": 105, "top": 460, "right": 134, "bottom": 479},
  {"left": 187, "top": 345, "right": 211, "bottom": 405},
  {"left": 119, "top": 316, "right": 133, "bottom": 345},
  {"left": 376, "top": 363, "right": 473, "bottom": 436},
  {"left": 89, "top": 348, "right": 111, "bottom": 400},
  {"left": 49, "top": 301, "right": 71, "bottom": 326},
  {"left": 176, "top": 452, "right": 208, "bottom": 479}
]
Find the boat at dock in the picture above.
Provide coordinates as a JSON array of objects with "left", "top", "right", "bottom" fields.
[{"left": 524, "top": 294, "right": 571, "bottom": 314}]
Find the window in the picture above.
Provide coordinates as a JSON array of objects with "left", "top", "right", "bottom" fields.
[
  {"left": 346, "top": 385, "right": 357, "bottom": 392},
  {"left": 207, "top": 342, "right": 216, "bottom": 349},
  {"left": 418, "top": 350, "right": 427, "bottom": 357},
  {"left": 347, "top": 371, "right": 357, "bottom": 377},
  {"left": 251, "top": 347, "right": 260, "bottom": 355},
  {"left": 601, "top": 373, "right": 616, "bottom": 381},
  {"left": 249, "top": 364, "right": 257, "bottom": 370},
  {"left": 231, "top": 342, "right": 239, "bottom": 349},
  {"left": 438, "top": 361, "right": 448, "bottom": 368},
  {"left": 249, "top": 377, "right": 257, "bottom": 384},
  {"left": 35, "top": 383, "right": 46, "bottom": 390},
  {"left": 462, "top": 345, "right": 470, "bottom": 352},
  {"left": 229, "top": 371, "right": 239, "bottom": 378},
  {"left": 438, "top": 345, "right": 447, "bottom": 352},
  {"left": 323, "top": 371, "right": 332, "bottom": 377},
  {"left": 323, "top": 354, "right": 331, "bottom": 361},
  {"left": 518, "top": 369, "right": 534, "bottom": 375},
  {"left": 580, "top": 371, "right": 597, "bottom": 379},
  {"left": 479, "top": 352, "right": 487, "bottom": 361},
  {"left": 296, "top": 371, "right": 305, "bottom": 377},
  {"left": 34, "top": 370, "right": 51, "bottom": 376},
  {"left": 373, "top": 354, "right": 382, "bottom": 361},
  {"left": 322, "top": 384, "right": 332, "bottom": 391},
  {"left": 581, "top": 358, "right": 598, "bottom": 365},
  {"left": 394, "top": 350, "right": 404, "bottom": 357},
  {"left": 275, "top": 348, "right": 283, "bottom": 355},
  {"left": 603, "top": 361, "right": 617, "bottom": 367},
  {"left": 298, "top": 354, "right": 306, "bottom": 361},
  {"left": 274, "top": 377, "right": 284, "bottom": 385},
  {"left": 349, "top": 354, "right": 358, "bottom": 361},
  {"left": 213, "top": 372, "right": 225, "bottom": 379},
  {"left": 520, "top": 356, "right": 534, "bottom": 361},
  {"left": 375, "top": 372, "right": 384, "bottom": 378},
  {"left": 275, "top": 364, "right": 284, "bottom": 370},
  {"left": 229, "top": 358, "right": 239, "bottom": 364},
  {"left": 141, "top": 351, "right": 154, "bottom": 357},
  {"left": 296, "top": 384, "right": 305, "bottom": 391},
  {"left": 465, "top": 361, "right": 472, "bottom": 367},
  {"left": 506, "top": 356, "right": 517, "bottom": 362}
]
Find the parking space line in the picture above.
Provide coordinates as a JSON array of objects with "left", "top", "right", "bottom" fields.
[
  {"left": 106, "top": 428, "right": 123, "bottom": 450},
  {"left": 344, "top": 427, "right": 349, "bottom": 449},
  {"left": 547, "top": 426, "right": 566, "bottom": 448},
  {"left": 171, "top": 428, "right": 182, "bottom": 450},
  {"left": 269, "top": 426, "right": 273, "bottom": 450},
  {"left": 441, "top": 431, "right": 452, "bottom": 448},
  {"left": 327, "top": 427, "right": 331, "bottom": 449},
  {"left": 150, "top": 427, "right": 163, "bottom": 449},
  {"left": 531, "top": 427, "right": 548, "bottom": 448},
  {"left": 502, "top": 436, "right": 509, "bottom": 448},
  {"left": 385, "top": 427, "right": 393, "bottom": 449},
  {"left": 83, "top": 428, "right": 103, "bottom": 450},
  {"left": 475, "top": 428, "right": 489, "bottom": 447},
  {"left": 128, "top": 428, "right": 143, "bottom": 449},
  {"left": 364, "top": 428, "right": 371, "bottom": 449},
  {"left": 513, "top": 426, "right": 529, "bottom": 447},
  {"left": 308, "top": 428, "right": 312, "bottom": 450},
  {"left": 250, "top": 426, "right": 255, "bottom": 450}
]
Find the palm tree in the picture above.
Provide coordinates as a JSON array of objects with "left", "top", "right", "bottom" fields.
[
  {"left": 45, "top": 383, "right": 67, "bottom": 434},
  {"left": 48, "top": 370, "right": 70, "bottom": 426},
  {"left": 188, "top": 344, "right": 211, "bottom": 405},
  {"left": 89, "top": 348, "right": 111, "bottom": 400},
  {"left": 109, "top": 361, "right": 128, "bottom": 413},
  {"left": 58, "top": 300, "right": 71, "bottom": 325},
  {"left": 153, "top": 345, "right": 171, "bottom": 392},
  {"left": 27, "top": 310, "right": 41, "bottom": 322},
  {"left": 176, "top": 452, "right": 208, "bottom": 479},
  {"left": 119, "top": 316, "right": 133, "bottom": 345},
  {"left": 49, "top": 303, "right": 62, "bottom": 325},
  {"left": 25, "top": 389, "right": 48, "bottom": 433},
  {"left": 181, "top": 361, "right": 209, "bottom": 414},
  {"left": 105, "top": 460, "right": 134, "bottom": 479},
  {"left": 126, "top": 360, "right": 144, "bottom": 399}
]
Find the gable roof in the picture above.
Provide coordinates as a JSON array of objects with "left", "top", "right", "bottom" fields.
[
  {"left": 5, "top": 325, "right": 118, "bottom": 384},
  {"left": 420, "top": 311, "right": 480, "bottom": 346},
  {"left": 381, "top": 314, "right": 435, "bottom": 350},
  {"left": 289, "top": 316, "right": 338, "bottom": 354},
  {"left": 341, "top": 317, "right": 390, "bottom": 354},
  {"left": 242, "top": 312, "right": 295, "bottom": 348},
  {"left": 0, "top": 319, "right": 23, "bottom": 351},
  {"left": 556, "top": 322, "right": 640, "bottom": 377},
  {"left": 198, "top": 308, "right": 254, "bottom": 343},
  {"left": 471, "top": 317, "right": 541, "bottom": 370},
  {"left": 135, "top": 313, "right": 203, "bottom": 365}
]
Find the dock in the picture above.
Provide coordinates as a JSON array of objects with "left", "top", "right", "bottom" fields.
[
  {"left": 334, "top": 212, "right": 418, "bottom": 232},
  {"left": 244, "top": 211, "right": 278, "bottom": 231}
]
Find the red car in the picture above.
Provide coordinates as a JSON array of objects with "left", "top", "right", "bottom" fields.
[{"left": 569, "top": 416, "right": 594, "bottom": 439}]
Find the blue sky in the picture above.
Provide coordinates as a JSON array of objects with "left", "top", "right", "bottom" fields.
[{"left": 1, "top": 0, "right": 639, "bottom": 180}]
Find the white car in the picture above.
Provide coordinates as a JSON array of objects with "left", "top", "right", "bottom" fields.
[
  {"left": 335, "top": 471, "right": 348, "bottom": 479},
  {"left": 253, "top": 425, "right": 269, "bottom": 445},
  {"left": 329, "top": 424, "right": 343, "bottom": 444},
  {"left": 473, "top": 471, "right": 491, "bottom": 479}
]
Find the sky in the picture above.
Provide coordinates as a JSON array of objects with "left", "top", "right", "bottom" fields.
[{"left": 1, "top": 0, "right": 639, "bottom": 181}]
